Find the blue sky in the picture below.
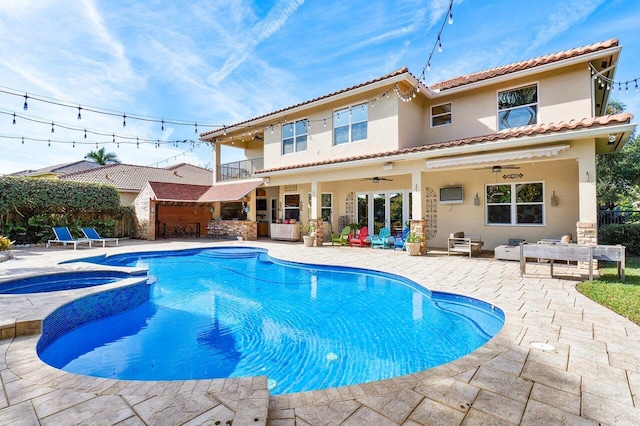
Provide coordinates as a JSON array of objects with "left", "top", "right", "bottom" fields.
[{"left": 0, "top": 0, "right": 638, "bottom": 174}]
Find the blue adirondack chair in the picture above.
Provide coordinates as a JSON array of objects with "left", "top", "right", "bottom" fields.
[{"left": 393, "top": 228, "right": 410, "bottom": 251}]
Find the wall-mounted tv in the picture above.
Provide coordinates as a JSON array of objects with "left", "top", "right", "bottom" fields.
[
  {"left": 256, "top": 199, "right": 267, "bottom": 211},
  {"left": 440, "top": 186, "right": 463, "bottom": 204}
]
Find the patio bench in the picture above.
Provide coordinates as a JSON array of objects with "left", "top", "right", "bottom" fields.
[{"left": 520, "top": 243, "right": 625, "bottom": 281}]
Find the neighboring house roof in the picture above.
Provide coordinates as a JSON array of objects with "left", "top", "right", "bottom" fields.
[
  {"left": 200, "top": 39, "right": 619, "bottom": 139},
  {"left": 145, "top": 179, "right": 264, "bottom": 203},
  {"left": 430, "top": 38, "right": 619, "bottom": 92},
  {"left": 9, "top": 160, "right": 101, "bottom": 177},
  {"left": 60, "top": 163, "right": 213, "bottom": 191},
  {"left": 257, "top": 113, "right": 634, "bottom": 174}
]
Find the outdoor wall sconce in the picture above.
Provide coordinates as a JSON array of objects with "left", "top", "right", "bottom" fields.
[
  {"left": 473, "top": 193, "right": 480, "bottom": 206},
  {"left": 210, "top": 207, "right": 215, "bottom": 213},
  {"left": 551, "top": 191, "right": 559, "bottom": 206}
]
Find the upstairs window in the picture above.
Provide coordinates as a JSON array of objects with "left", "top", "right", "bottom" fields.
[
  {"left": 498, "top": 84, "right": 538, "bottom": 130},
  {"left": 282, "top": 119, "right": 308, "bottom": 155},
  {"left": 334, "top": 103, "right": 367, "bottom": 145},
  {"left": 431, "top": 103, "right": 452, "bottom": 127}
]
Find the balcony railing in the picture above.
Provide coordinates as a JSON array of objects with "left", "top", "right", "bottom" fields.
[{"left": 217, "top": 157, "right": 264, "bottom": 182}]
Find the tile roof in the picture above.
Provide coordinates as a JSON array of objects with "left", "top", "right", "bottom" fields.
[
  {"left": 146, "top": 179, "right": 264, "bottom": 203},
  {"left": 60, "top": 163, "right": 213, "bottom": 191},
  {"left": 10, "top": 160, "right": 101, "bottom": 177},
  {"left": 430, "top": 39, "right": 619, "bottom": 91},
  {"left": 147, "top": 182, "right": 211, "bottom": 201},
  {"left": 257, "top": 113, "right": 634, "bottom": 174},
  {"left": 200, "top": 40, "right": 619, "bottom": 139},
  {"left": 199, "top": 68, "right": 410, "bottom": 138}
]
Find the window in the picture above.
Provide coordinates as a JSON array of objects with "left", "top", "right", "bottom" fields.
[
  {"left": 321, "top": 193, "right": 332, "bottom": 222},
  {"left": 498, "top": 84, "right": 537, "bottom": 130},
  {"left": 283, "top": 194, "right": 300, "bottom": 220},
  {"left": 431, "top": 103, "right": 452, "bottom": 127},
  {"left": 334, "top": 103, "right": 367, "bottom": 145},
  {"left": 282, "top": 119, "right": 308, "bottom": 154},
  {"left": 486, "top": 182, "right": 544, "bottom": 225}
]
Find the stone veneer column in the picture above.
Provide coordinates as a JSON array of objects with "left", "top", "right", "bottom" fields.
[
  {"left": 311, "top": 218, "right": 324, "bottom": 247},
  {"left": 577, "top": 221, "right": 598, "bottom": 271},
  {"left": 410, "top": 219, "right": 427, "bottom": 255}
]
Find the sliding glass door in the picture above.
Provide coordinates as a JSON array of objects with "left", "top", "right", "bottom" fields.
[{"left": 356, "top": 190, "right": 412, "bottom": 235}]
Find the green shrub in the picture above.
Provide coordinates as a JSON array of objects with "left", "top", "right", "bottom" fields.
[
  {"left": 599, "top": 223, "right": 640, "bottom": 254},
  {"left": 0, "top": 177, "right": 129, "bottom": 244},
  {"left": 0, "top": 236, "right": 13, "bottom": 251}
]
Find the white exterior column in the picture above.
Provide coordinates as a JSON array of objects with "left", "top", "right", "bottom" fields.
[
  {"left": 575, "top": 140, "right": 597, "bottom": 224},
  {"left": 310, "top": 180, "right": 319, "bottom": 220},
  {"left": 212, "top": 142, "right": 220, "bottom": 184},
  {"left": 411, "top": 170, "right": 423, "bottom": 220}
]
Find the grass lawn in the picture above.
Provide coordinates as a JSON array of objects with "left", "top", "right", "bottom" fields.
[{"left": 577, "top": 257, "right": 640, "bottom": 325}]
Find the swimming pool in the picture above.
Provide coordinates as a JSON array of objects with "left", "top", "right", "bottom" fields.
[
  {"left": 0, "top": 270, "right": 140, "bottom": 294},
  {"left": 38, "top": 247, "right": 504, "bottom": 395}
]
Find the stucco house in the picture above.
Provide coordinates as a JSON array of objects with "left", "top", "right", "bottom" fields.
[{"left": 194, "top": 39, "right": 636, "bottom": 250}]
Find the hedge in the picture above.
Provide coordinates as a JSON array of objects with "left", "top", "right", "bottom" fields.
[
  {"left": 599, "top": 223, "right": 640, "bottom": 255},
  {"left": 0, "top": 177, "right": 130, "bottom": 243},
  {"left": 0, "top": 176, "right": 121, "bottom": 214}
]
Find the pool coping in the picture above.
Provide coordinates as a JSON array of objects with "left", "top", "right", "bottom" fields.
[{"left": 2, "top": 239, "right": 639, "bottom": 425}]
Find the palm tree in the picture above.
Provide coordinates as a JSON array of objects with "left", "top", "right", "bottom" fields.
[{"left": 85, "top": 147, "right": 121, "bottom": 165}]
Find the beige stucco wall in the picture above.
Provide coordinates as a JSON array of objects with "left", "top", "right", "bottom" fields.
[
  {"left": 262, "top": 86, "right": 400, "bottom": 170},
  {"left": 421, "top": 157, "right": 579, "bottom": 250},
  {"left": 421, "top": 63, "right": 593, "bottom": 146}
]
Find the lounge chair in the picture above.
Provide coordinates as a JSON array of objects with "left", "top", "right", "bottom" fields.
[
  {"left": 47, "top": 227, "right": 92, "bottom": 250},
  {"left": 331, "top": 225, "right": 351, "bottom": 246},
  {"left": 349, "top": 226, "right": 370, "bottom": 247},
  {"left": 81, "top": 227, "right": 119, "bottom": 247},
  {"left": 393, "top": 228, "right": 410, "bottom": 251},
  {"left": 370, "top": 226, "right": 391, "bottom": 249},
  {"left": 447, "top": 231, "right": 484, "bottom": 257}
]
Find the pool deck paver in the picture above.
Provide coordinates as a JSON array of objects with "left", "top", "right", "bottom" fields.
[{"left": 0, "top": 239, "right": 639, "bottom": 425}]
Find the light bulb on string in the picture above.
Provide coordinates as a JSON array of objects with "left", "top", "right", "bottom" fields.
[
  {"left": 77, "top": 106, "right": 82, "bottom": 120},
  {"left": 448, "top": 11, "right": 453, "bottom": 24},
  {"left": 136, "top": 137, "right": 139, "bottom": 148},
  {"left": 161, "top": 119, "right": 165, "bottom": 131},
  {"left": 427, "top": 62, "right": 431, "bottom": 72},
  {"left": 112, "top": 134, "right": 115, "bottom": 143},
  {"left": 51, "top": 122, "right": 55, "bottom": 133},
  {"left": 48, "top": 139, "right": 50, "bottom": 147},
  {"left": 12, "top": 113, "right": 16, "bottom": 125},
  {"left": 122, "top": 114, "right": 127, "bottom": 127},
  {"left": 194, "top": 123, "right": 198, "bottom": 134},
  {"left": 96, "top": 142, "right": 98, "bottom": 149},
  {"left": 72, "top": 141, "right": 75, "bottom": 148},
  {"left": 84, "top": 129, "right": 87, "bottom": 139},
  {"left": 21, "top": 137, "right": 24, "bottom": 145},
  {"left": 437, "top": 38, "right": 442, "bottom": 53},
  {"left": 23, "top": 94, "right": 28, "bottom": 110},
  {"left": 626, "top": 82, "right": 629, "bottom": 93},
  {"left": 635, "top": 80, "right": 638, "bottom": 92}
]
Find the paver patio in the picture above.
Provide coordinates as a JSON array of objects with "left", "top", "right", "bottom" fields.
[{"left": 1, "top": 239, "right": 639, "bottom": 425}]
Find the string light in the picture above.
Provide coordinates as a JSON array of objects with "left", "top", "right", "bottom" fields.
[
  {"left": 12, "top": 113, "right": 16, "bottom": 125},
  {"left": 0, "top": 133, "right": 198, "bottom": 149},
  {"left": 588, "top": 63, "right": 640, "bottom": 97},
  {"left": 0, "top": 86, "right": 226, "bottom": 131},
  {"left": 122, "top": 114, "right": 127, "bottom": 127}
]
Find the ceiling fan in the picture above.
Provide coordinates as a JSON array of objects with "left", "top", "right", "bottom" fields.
[
  {"left": 473, "top": 164, "right": 520, "bottom": 173},
  {"left": 361, "top": 176, "right": 393, "bottom": 183}
]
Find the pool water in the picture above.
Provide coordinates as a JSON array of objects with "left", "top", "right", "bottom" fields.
[
  {"left": 38, "top": 247, "right": 504, "bottom": 395},
  {"left": 0, "top": 271, "right": 135, "bottom": 294}
]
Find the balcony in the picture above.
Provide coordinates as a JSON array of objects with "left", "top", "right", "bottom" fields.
[{"left": 217, "top": 157, "right": 264, "bottom": 182}]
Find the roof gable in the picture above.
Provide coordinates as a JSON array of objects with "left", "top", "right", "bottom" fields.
[{"left": 430, "top": 39, "right": 618, "bottom": 92}]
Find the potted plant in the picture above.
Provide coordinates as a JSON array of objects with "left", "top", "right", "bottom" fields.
[
  {"left": 405, "top": 231, "right": 423, "bottom": 256},
  {"left": 300, "top": 223, "right": 317, "bottom": 247}
]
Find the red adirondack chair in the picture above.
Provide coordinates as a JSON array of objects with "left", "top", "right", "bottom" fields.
[{"left": 349, "top": 226, "right": 370, "bottom": 247}]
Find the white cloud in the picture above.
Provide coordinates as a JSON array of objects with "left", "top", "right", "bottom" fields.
[{"left": 206, "top": 0, "right": 304, "bottom": 86}]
